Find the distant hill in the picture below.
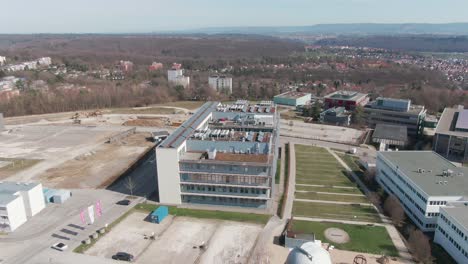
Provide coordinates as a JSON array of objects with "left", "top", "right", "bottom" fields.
[{"left": 185, "top": 23, "right": 468, "bottom": 36}]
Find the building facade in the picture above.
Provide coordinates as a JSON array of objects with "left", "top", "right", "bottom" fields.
[
  {"left": 0, "top": 182, "right": 45, "bottom": 232},
  {"left": 435, "top": 204, "right": 468, "bottom": 264},
  {"left": 273, "top": 91, "right": 311, "bottom": 107},
  {"left": 323, "top": 90, "right": 369, "bottom": 110},
  {"left": 156, "top": 100, "right": 280, "bottom": 209},
  {"left": 168, "top": 63, "right": 190, "bottom": 88},
  {"left": 319, "top": 107, "right": 350, "bottom": 126},
  {"left": 433, "top": 106, "right": 468, "bottom": 162},
  {"left": 208, "top": 76, "right": 233, "bottom": 93},
  {"left": 376, "top": 151, "right": 468, "bottom": 232},
  {"left": 364, "top": 97, "right": 426, "bottom": 138}
]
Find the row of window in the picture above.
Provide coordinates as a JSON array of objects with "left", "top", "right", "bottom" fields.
[
  {"left": 438, "top": 226, "right": 468, "bottom": 260},
  {"left": 440, "top": 214, "right": 468, "bottom": 241},
  {"left": 380, "top": 169, "right": 425, "bottom": 216},
  {"left": 182, "top": 185, "right": 267, "bottom": 195},
  {"left": 181, "top": 195, "right": 266, "bottom": 207},
  {"left": 429, "top": 201, "right": 447, "bottom": 206},
  {"left": 180, "top": 163, "right": 268, "bottom": 174},
  {"left": 426, "top": 223, "right": 437, "bottom": 228},
  {"left": 180, "top": 173, "right": 269, "bottom": 186},
  {"left": 378, "top": 172, "right": 425, "bottom": 228},
  {"left": 427, "top": 212, "right": 440, "bottom": 217}
]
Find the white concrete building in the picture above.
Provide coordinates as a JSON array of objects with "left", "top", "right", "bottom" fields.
[
  {"left": 167, "top": 63, "right": 190, "bottom": 88},
  {"left": 376, "top": 151, "right": 468, "bottom": 232},
  {"left": 208, "top": 75, "right": 232, "bottom": 93},
  {"left": 0, "top": 56, "right": 6, "bottom": 66},
  {"left": 0, "top": 182, "right": 46, "bottom": 232},
  {"left": 37, "top": 57, "right": 52, "bottom": 66},
  {"left": 435, "top": 203, "right": 468, "bottom": 263}
]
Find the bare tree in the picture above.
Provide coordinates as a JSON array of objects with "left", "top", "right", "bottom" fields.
[
  {"left": 368, "top": 192, "right": 382, "bottom": 207},
  {"left": 383, "top": 195, "right": 405, "bottom": 226},
  {"left": 408, "top": 229, "right": 432, "bottom": 263},
  {"left": 124, "top": 176, "right": 136, "bottom": 196},
  {"left": 364, "top": 167, "right": 377, "bottom": 184}
]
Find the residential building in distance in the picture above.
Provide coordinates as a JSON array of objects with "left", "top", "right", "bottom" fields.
[
  {"left": 167, "top": 63, "right": 190, "bottom": 88},
  {"left": 0, "top": 56, "right": 6, "bottom": 66},
  {"left": 118, "top": 60, "right": 133, "bottom": 73},
  {"left": 435, "top": 203, "right": 468, "bottom": 264},
  {"left": 273, "top": 91, "right": 311, "bottom": 107},
  {"left": 208, "top": 75, "right": 233, "bottom": 93},
  {"left": 319, "top": 107, "right": 350, "bottom": 126},
  {"left": 364, "top": 97, "right": 426, "bottom": 137},
  {"left": 376, "top": 151, "right": 468, "bottom": 232},
  {"left": 156, "top": 100, "right": 279, "bottom": 209},
  {"left": 0, "top": 182, "right": 46, "bottom": 232},
  {"left": 433, "top": 106, "right": 468, "bottom": 162},
  {"left": 323, "top": 90, "right": 369, "bottom": 110},
  {"left": 37, "top": 57, "right": 52, "bottom": 66},
  {"left": 149, "top": 62, "right": 163, "bottom": 71}
]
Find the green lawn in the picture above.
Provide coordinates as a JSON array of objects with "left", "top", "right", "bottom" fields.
[
  {"left": 291, "top": 220, "right": 398, "bottom": 256},
  {"left": 295, "top": 192, "right": 369, "bottom": 203},
  {"left": 295, "top": 145, "right": 357, "bottom": 187},
  {"left": 295, "top": 185, "right": 362, "bottom": 194},
  {"left": 293, "top": 201, "right": 382, "bottom": 223},
  {"left": 135, "top": 204, "right": 271, "bottom": 225},
  {"left": 275, "top": 159, "right": 281, "bottom": 184}
]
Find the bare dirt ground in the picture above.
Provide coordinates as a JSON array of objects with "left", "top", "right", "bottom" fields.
[
  {"left": 330, "top": 249, "right": 402, "bottom": 264},
  {"left": 38, "top": 132, "right": 154, "bottom": 188},
  {"left": 85, "top": 212, "right": 263, "bottom": 264}
]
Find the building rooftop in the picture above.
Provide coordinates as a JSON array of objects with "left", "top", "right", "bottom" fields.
[
  {"left": 373, "top": 124, "right": 408, "bottom": 145},
  {"left": 436, "top": 107, "right": 468, "bottom": 137},
  {"left": 379, "top": 151, "right": 468, "bottom": 197},
  {"left": 441, "top": 203, "right": 468, "bottom": 230},
  {"left": 0, "top": 181, "right": 41, "bottom": 205},
  {"left": 274, "top": 91, "right": 311, "bottom": 100},
  {"left": 365, "top": 98, "right": 425, "bottom": 115},
  {"left": 324, "top": 90, "right": 368, "bottom": 101}
]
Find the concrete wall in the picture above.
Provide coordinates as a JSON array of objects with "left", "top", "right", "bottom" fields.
[
  {"left": 4, "top": 196, "right": 27, "bottom": 232},
  {"left": 434, "top": 208, "right": 468, "bottom": 264},
  {"left": 156, "top": 147, "right": 182, "bottom": 204},
  {"left": 21, "top": 184, "right": 45, "bottom": 217}
]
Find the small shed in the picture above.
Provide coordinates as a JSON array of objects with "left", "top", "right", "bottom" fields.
[
  {"left": 43, "top": 188, "right": 72, "bottom": 204},
  {"left": 150, "top": 206, "right": 168, "bottom": 224}
]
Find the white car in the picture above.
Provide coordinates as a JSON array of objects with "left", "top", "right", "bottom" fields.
[{"left": 51, "top": 242, "right": 68, "bottom": 251}]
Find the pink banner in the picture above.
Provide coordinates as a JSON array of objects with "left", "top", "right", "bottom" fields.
[
  {"left": 96, "top": 200, "right": 102, "bottom": 218},
  {"left": 80, "top": 209, "right": 86, "bottom": 225}
]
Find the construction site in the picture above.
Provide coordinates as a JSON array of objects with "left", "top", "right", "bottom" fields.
[{"left": 0, "top": 105, "right": 193, "bottom": 189}]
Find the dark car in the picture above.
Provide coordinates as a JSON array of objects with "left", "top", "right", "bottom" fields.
[
  {"left": 116, "top": 199, "right": 131, "bottom": 206},
  {"left": 112, "top": 252, "right": 134, "bottom": 261}
]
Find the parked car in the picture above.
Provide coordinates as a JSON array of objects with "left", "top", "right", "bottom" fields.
[
  {"left": 116, "top": 199, "right": 131, "bottom": 206},
  {"left": 112, "top": 252, "right": 134, "bottom": 262},
  {"left": 51, "top": 242, "right": 68, "bottom": 251}
]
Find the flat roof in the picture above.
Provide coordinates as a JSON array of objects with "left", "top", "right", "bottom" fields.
[
  {"left": 442, "top": 203, "right": 468, "bottom": 230},
  {"left": 0, "top": 181, "right": 40, "bottom": 205},
  {"left": 373, "top": 124, "right": 408, "bottom": 143},
  {"left": 274, "top": 91, "right": 311, "bottom": 100},
  {"left": 379, "top": 151, "right": 468, "bottom": 197},
  {"left": 436, "top": 107, "right": 468, "bottom": 137},
  {"left": 456, "top": 110, "right": 468, "bottom": 130},
  {"left": 0, "top": 193, "right": 18, "bottom": 205},
  {"left": 324, "top": 90, "right": 368, "bottom": 101}
]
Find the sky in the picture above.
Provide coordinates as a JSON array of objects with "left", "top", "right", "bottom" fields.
[{"left": 0, "top": 0, "right": 467, "bottom": 33}]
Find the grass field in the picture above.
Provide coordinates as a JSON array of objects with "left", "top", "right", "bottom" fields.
[
  {"left": 293, "top": 202, "right": 382, "bottom": 223},
  {"left": 295, "top": 185, "right": 363, "bottom": 194},
  {"left": 291, "top": 220, "right": 398, "bottom": 256},
  {"left": 135, "top": 204, "right": 271, "bottom": 225},
  {"left": 295, "top": 145, "right": 357, "bottom": 187},
  {"left": 275, "top": 159, "right": 281, "bottom": 184},
  {"left": 295, "top": 192, "right": 369, "bottom": 203}
]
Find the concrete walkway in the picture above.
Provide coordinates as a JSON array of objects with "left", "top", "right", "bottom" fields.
[
  {"left": 293, "top": 198, "right": 372, "bottom": 206},
  {"left": 295, "top": 190, "right": 366, "bottom": 197}
]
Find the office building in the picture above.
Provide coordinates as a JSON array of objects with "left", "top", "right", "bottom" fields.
[
  {"left": 156, "top": 100, "right": 280, "bottom": 209},
  {"left": 273, "top": 91, "right": 311, "bottom": 107},
  {"left": 372, "top": 124, "right": 408, "bottom": 151},
  {"left": 376, "top": 151, "right": 468, "bottom": 232},
  {"left": 435, "top": 203, "right": 468, "bottom": 264},
  {"left": 323, "top": 90, "right": 369, "bottom": 110},
  {"left": 208, "top": 76, "right": 233, "bottom": 93},
  {"left": 319, "top": 107, "right": 350, "bottom": 126},
  {"left": 433, "top": 106, "right": 468, "bottom": 162},
  {"left": 364, "top": 97, "right": 426, "bottom": 137},
  {"left": 0, "top": 182, "right": 46, "bottom": 232}
]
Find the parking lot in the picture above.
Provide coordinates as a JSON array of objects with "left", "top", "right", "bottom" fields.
[{"left": 85, "top": 211, "right": 263, "bottom": 264}]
